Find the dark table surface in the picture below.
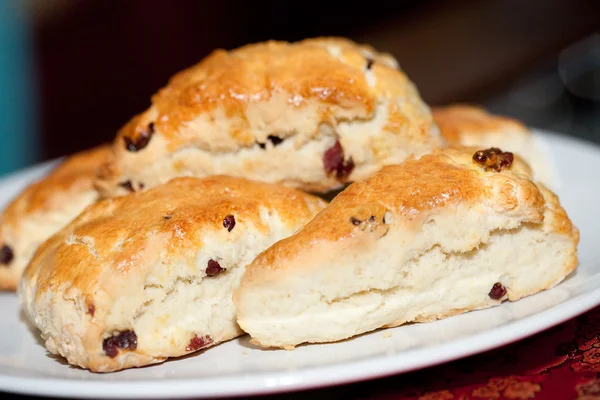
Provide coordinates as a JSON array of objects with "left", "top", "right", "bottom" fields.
[{"left": 5, "top": 306, "right": 600, "bottom": 400}]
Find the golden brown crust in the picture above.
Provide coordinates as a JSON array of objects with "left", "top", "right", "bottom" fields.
[
  {"left": 135, "top": 37, "right": 403, "bottom": 149},
  {"left": 432, "top": 104, "right": 529, "bottom": 144},
  {"left": 2, "top": 145, "right": 111, "bottom": 226},
  {"left": 24, "top": 176, "right": 326, "bottom": 299},
  {"left": 97, "top": 37, "right": 441, "bottom": 195},
  {"left": 235, "top": 145, "right": 577, "bottom": 349},
  {"left": 0, "top": 145, "right": 111, "bottom": 291},
  {"left": 243, "top": 146, "right": 549, "bottom": 282}
]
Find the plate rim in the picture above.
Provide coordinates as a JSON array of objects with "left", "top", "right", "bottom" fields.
[{"left": 1, "top": 130, "right": 599, "bottom": 399}]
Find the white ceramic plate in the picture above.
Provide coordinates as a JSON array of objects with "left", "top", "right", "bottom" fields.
[{"left": 1, "top": 130, "right": 599, "bottom": 399}]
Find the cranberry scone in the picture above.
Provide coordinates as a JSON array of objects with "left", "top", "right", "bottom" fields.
[
  {"left": 433, "top": 104, "right": 555, "bottom": 188},
  {"left": 96, "top": 37, "right": 443, "bottom": 196},
  {"left": 234, "top": 146, "right": 579, "bottom": 349},
  {"left": 19, "top": 176, "right": 325, "bottom": 372},
  {"left": 0, "top": 145, "right": 110, "bottom": 291}
]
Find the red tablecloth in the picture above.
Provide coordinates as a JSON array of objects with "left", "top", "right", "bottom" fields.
[{"left": 266, "top": 306, "right": 600, "bottom": 400}]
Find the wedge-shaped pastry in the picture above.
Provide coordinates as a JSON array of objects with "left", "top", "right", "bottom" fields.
[
  {"left": 19, "top": 176, "right": 325, "bottom": 372},
  {"left": 234, "top": 147, "right": 579, "bottom": 349},
  {"left": 96, "top": 37, "right": 443, "bottom": 197},
  {"left": 433, "top": 104, "right": 555, "bottom": 187},
  {"left": 0, "top": 145, "right": 110, "bottom": 291}
]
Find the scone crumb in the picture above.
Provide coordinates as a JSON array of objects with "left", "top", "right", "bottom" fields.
[
  {"left": 473, "top": 148, "right": 514, "bottom": 172},
  {"left": 488, "top": 282, "right": 508, "bottom": 300},
  {"left": 102, "top": 330, "right": 137, "bottom": 358},
  {"left": 0, "top": 245, "right": 14, "bottom": 265},
  {"left": 383, "top": 331, "right": 392, "bottom": 339},
  {"left": 185, "top": 334, "right": 213, "bottom": 352}
]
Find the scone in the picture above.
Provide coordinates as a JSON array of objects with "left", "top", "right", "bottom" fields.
[
  {"left": 234, "top": 146, "right": 579, "bottom": 349},
  {"left": 96, "top": 37, "right": 443, "bottom": 197},
  {"left": 433, "top": 104, "right": 555, "bottom": 187},
  {"left": 19, "top": 176, "right": 326, "bottom": 372},
  {"left": 0, "top": 145, "right": 110, "bottom": 291}
]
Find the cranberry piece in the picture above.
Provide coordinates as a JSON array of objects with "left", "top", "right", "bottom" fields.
[
  {"left": 473, "top": 148, "right": 514, "bottom": 172},
  {"left": 124, "top": 123, "right": 155, "bottom": 152},
  {"left": 267, "top": 135, "right": 284, "bottom": 146},
  {"left": 223, "top": 215, "right": 236, "bottom": 232},
  {"left": 350, "top": 217, "right": 361, "bottom": 225},
  {"left": 119, "top": 180, "right": 135, "bottom": 192},
  {"left": 0, "top": 245, "right": 14, "bottom": 265},
  {"left": 473, "top": 151, "right": 487, "bottom": 164},
  {"left": 337, "top": 157, "right": 355, "bottom": 179},
  {"left": 206, "top": 259, "right": 224, "bottom": 276},
  {"left": 366, "top": 58, "right": 374, "bottom": 70},
  {"left": 186, "top": 334, "right": 213, "bottom": 352},
  {"left": 257, "top": 142, "right": 266, "bottom": 149},
  {"left": 87, "top": 303, "right": 95, "bottom": 317},
  {"left": 323, "top": 140, "right": 355, "bottom": 180},
  {"left": 324, "top": 141, "right": 343, "bottom": 173},
  {"left": 163, "top": 215, "right": 172, "bottom": 220},
  {"left": 489, "top": 282, "right": 507, "bottom": 300},
  {"left": 103, "top": 330, "right": 137, "bottom": 358}
]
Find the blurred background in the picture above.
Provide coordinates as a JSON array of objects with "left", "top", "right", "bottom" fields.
[{"left": 1, "top": 0, "right": 600, "bottom": 175}]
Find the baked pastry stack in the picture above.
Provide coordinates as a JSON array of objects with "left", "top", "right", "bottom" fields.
[{"left": 0, "top": 37, "right": 577, "bottom": 372}]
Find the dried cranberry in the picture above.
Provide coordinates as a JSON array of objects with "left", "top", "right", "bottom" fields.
[
  {"left": 119, "top": 180, "right": 135, "bottom": 192},
  {"left": 223, "top": 215, "right": 236, "bottom": 232},
  {"left": 163, "top": 215, "right": 172, "bottom": 220},
  {"left": 323, "top": 140, "right": 355, "bottom": 181},
  {"left": 0, "top": 245, "right": 14, "bottom": 265},
  {"left": 366, "top": 58, "right": 374, "bottom": 70},
  {"left": 324, "top": 141, "right": 343, "bottom": 173},
  {"left": 206, "top": 259, "right": 224, "bottom": 276},
  {"left": 87, "top": 303, "right": 95, "bottom": 317},
  {"left": 186, "top": 334, "right": 213, "bottom": 352},
  {"left": 337, "top": 157, "right": 355, "bottom": 179},
  {"left": 103, "top": 330, "right": 137, "bottom": 358},
  {"left": 267, "top": 135, "right": 284, "bottom": 146},
  {"left": 124, "top": 123, "right": 155, "bottom": 152},
  {"left": 350, "top": 217, "right": 361, "bottom": 225},
  {"left": 257, "top": 135, "right": 284, "bottom": 149},
  {"left": 489, "top": 282, "right": 507, "bottom": 300},
  {"left": 369, "top": 215, "right": 376, "bottom": 222},
  {"left": 473, "top": 148, "right": 514, "bottom": 172}
]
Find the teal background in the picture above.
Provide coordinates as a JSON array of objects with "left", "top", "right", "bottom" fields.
[{"left": 0, "top": 1, "right": 38, "bottom": 176}]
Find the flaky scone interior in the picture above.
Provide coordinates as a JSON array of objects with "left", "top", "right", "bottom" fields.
[
  {"left": 234, "top": 146, "right": 578, "bottom": 349},
  {"left": 19, "top": 176, "right": 326, "bottom": 372}
]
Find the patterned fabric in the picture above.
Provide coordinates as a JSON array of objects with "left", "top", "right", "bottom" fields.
[
  {"left": 272, "top": 307, "right": 600, "bottom": 400},
  {"left": 9, "top": 307, "right": 600, "bottom": 399}
]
